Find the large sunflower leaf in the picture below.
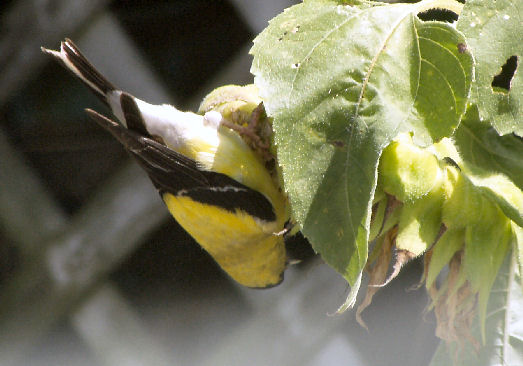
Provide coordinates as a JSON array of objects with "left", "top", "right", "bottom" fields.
[
  {"left": 457, "top": 0, "right": 523, "bottom": 136},
  {"left": 250, "top": 0, "right": 472, "bottom": 285}
]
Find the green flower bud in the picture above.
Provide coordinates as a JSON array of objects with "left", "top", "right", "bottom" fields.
[
  {"left": 198, "top": 84, "right": 261, "bottom": 126},
  {"left": 378, "top": 134, "right": 440, "bottom": 202},
  {"left": 395, "top": 175, "right": 444, "bottom": 256},
  {"left": 441, "top": 166, "right": 499, "bottom": 228}
]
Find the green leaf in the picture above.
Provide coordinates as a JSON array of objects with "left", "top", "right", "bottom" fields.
[
  {"left": 513, "top": 223, "right": 523, "bottom": 289},
  {"left": 426, "top": 228, "right": 464, "bottom": 288},
  {"left": 463, "top": 211, "right": 512, "bottom": 341},
  {"left": 457, "top": 0, "right": 523, "bottom": 136},
  {"left": 251, "top": 0, "right": 473, "bottom": 285},
  {"left": 430, "top": 251, "right": 523, "bottom": 366},
  {"left": 454, "top": 106, "right": 523, "bottom": 193},
  {"left": 451, "top": 108, "right": 523, "bottom": 228},
  {"left": 368, "top": 196, "right": 386, "bottom": 242},
  {"left": 472, "top": 175, "right": 523, "bottom": 228}
]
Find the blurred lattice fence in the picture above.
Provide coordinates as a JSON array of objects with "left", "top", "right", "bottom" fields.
[{"left": 0, "top": 1, "right": 438, "bottom": 365}]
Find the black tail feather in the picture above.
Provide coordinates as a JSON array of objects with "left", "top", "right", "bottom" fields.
[
  {"left": 61, "top": 39, "right": 117, "bottom": 96},
  {"left": 85, "top": 109, "right": 135, "bottom": 147},
  {"left": 42, "top": 39, "right": 117, "bottom": 107}
]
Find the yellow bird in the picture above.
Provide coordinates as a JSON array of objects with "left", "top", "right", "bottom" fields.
[{"left": 42, "top": 39, "right": 289, "bottom": 288}]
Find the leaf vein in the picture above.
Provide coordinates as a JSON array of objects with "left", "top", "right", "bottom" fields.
[{"left": 421, "top": 58, "right": 459, "bottom": 115}]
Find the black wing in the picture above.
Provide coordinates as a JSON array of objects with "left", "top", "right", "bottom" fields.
[{"left": 86, "top": 109, "right": 276, "bottom": 222}]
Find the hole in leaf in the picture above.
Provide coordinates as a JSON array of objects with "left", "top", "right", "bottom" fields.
[
  {"left": 417, "top": 8, "right": 458, "bottom": 22},
  {"left": 491, "top": 55, "right": 518, "bottom": 93}
]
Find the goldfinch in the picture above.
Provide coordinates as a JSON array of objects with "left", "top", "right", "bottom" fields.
[{"left": 42, "top": 39, "right": 289, "bottom": 288}]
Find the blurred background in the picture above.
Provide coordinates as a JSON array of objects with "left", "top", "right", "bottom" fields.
[{"left": 0, "top": 0, "right": 438, "bottom": 365}]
